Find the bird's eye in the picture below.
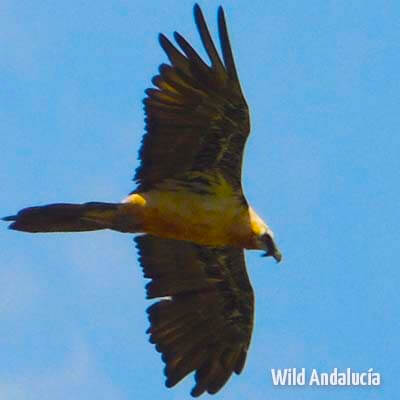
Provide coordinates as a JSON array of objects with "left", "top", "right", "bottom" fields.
[{"left": 262, "top": 233, "right": 275, "bottom": 249}]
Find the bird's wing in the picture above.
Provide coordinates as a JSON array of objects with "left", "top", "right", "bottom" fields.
[
  {"left": 135, "top": 234, "right": 254, "bottom": 397},
  {"left": 134, "top": 5, "right": 250, "bottom": 193}
]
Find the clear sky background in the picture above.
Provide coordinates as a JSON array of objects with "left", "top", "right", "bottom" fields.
[{"left": 1, "top": 1, "right": 399, "bottom": 399}]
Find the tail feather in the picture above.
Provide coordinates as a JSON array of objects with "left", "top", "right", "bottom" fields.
[{"left": 3, "top": 202, "right": 120, "bottom": 233}]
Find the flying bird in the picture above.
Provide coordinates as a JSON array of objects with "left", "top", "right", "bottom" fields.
[{"left": 3, "top": 4, "right": 282, "bottom": 397}]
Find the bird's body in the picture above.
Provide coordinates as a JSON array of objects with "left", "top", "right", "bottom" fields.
[
  {"left": 3, "top": 4, "right": 282, "bottom": 397},
  {"left": 123, "top": 173, "right": 266, "bottom": 249}
]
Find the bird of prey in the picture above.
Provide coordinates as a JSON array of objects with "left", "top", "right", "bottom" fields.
[{"left": 3, "top": 4, "right": 282, "bottom": 397}]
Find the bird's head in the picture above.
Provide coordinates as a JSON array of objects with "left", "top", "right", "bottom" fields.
[
  {"left": 256, "top": 232, "right": 282, "bottom": 263},
  {"left": 248, "top": 207, "right": 282, "bottom": 262}
]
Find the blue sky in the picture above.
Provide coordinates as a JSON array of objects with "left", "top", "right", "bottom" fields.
[{"left": 1, "top": 0, "right": 399, "bottom": 399}]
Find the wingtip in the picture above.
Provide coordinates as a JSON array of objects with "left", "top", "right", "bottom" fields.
[
  {"left": 194, "top": 3, "right": 224, "bottom": 16},
  {"left": 190, "top": 385, "right": 203, "bottom": 397},
  {"left": 173, "top": 31, "right": 187, "bottom": 49},
  {"left": 173, "top": 31, "right": 181, "bottom": 41},
  {"left": 193, "top": 4, "right": 202, "bottom": 25},
  {"left": 158, "top": 33, "right": 168, "bottom": 47},
  {"left": 217, "top": 5, "right": 225, "bottom": 23}
]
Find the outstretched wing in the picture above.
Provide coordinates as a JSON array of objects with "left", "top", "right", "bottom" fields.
[
  {"left": 134, "top": 4, "right": 250, "bottom": 192},
  {"left": 135, "top": 235, "right": 254, "bottom": 397}
]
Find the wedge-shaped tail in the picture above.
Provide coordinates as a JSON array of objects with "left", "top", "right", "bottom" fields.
[{"left": 3, "top": 202, "right": 121, "bottom": 233}]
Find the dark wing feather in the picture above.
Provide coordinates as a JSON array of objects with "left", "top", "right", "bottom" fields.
[
  {"left": 135, "top": 5, "right": 250, "bottom": 192},
  {"left": 135, "top": 234, "right": 254, "bottom": 397}
]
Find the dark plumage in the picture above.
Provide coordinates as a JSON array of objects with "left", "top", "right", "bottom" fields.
[
  {"left": 135, "top": 235, "right": 254, "bottom": 397},
  {"left": 135, "top": 4, "right": 250, "bottom": 193}
]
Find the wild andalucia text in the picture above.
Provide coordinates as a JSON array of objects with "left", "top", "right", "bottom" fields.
[{"left": 270, "top": 368, "right": 381, "bottom": 386}]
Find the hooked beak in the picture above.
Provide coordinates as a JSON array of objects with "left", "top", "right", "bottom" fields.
[
  {"left": 258, "top": 232, "right": 282, "bottom": 263},
  {"left": 262, "top": 248, "right": 282, "bottom": 263}
]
